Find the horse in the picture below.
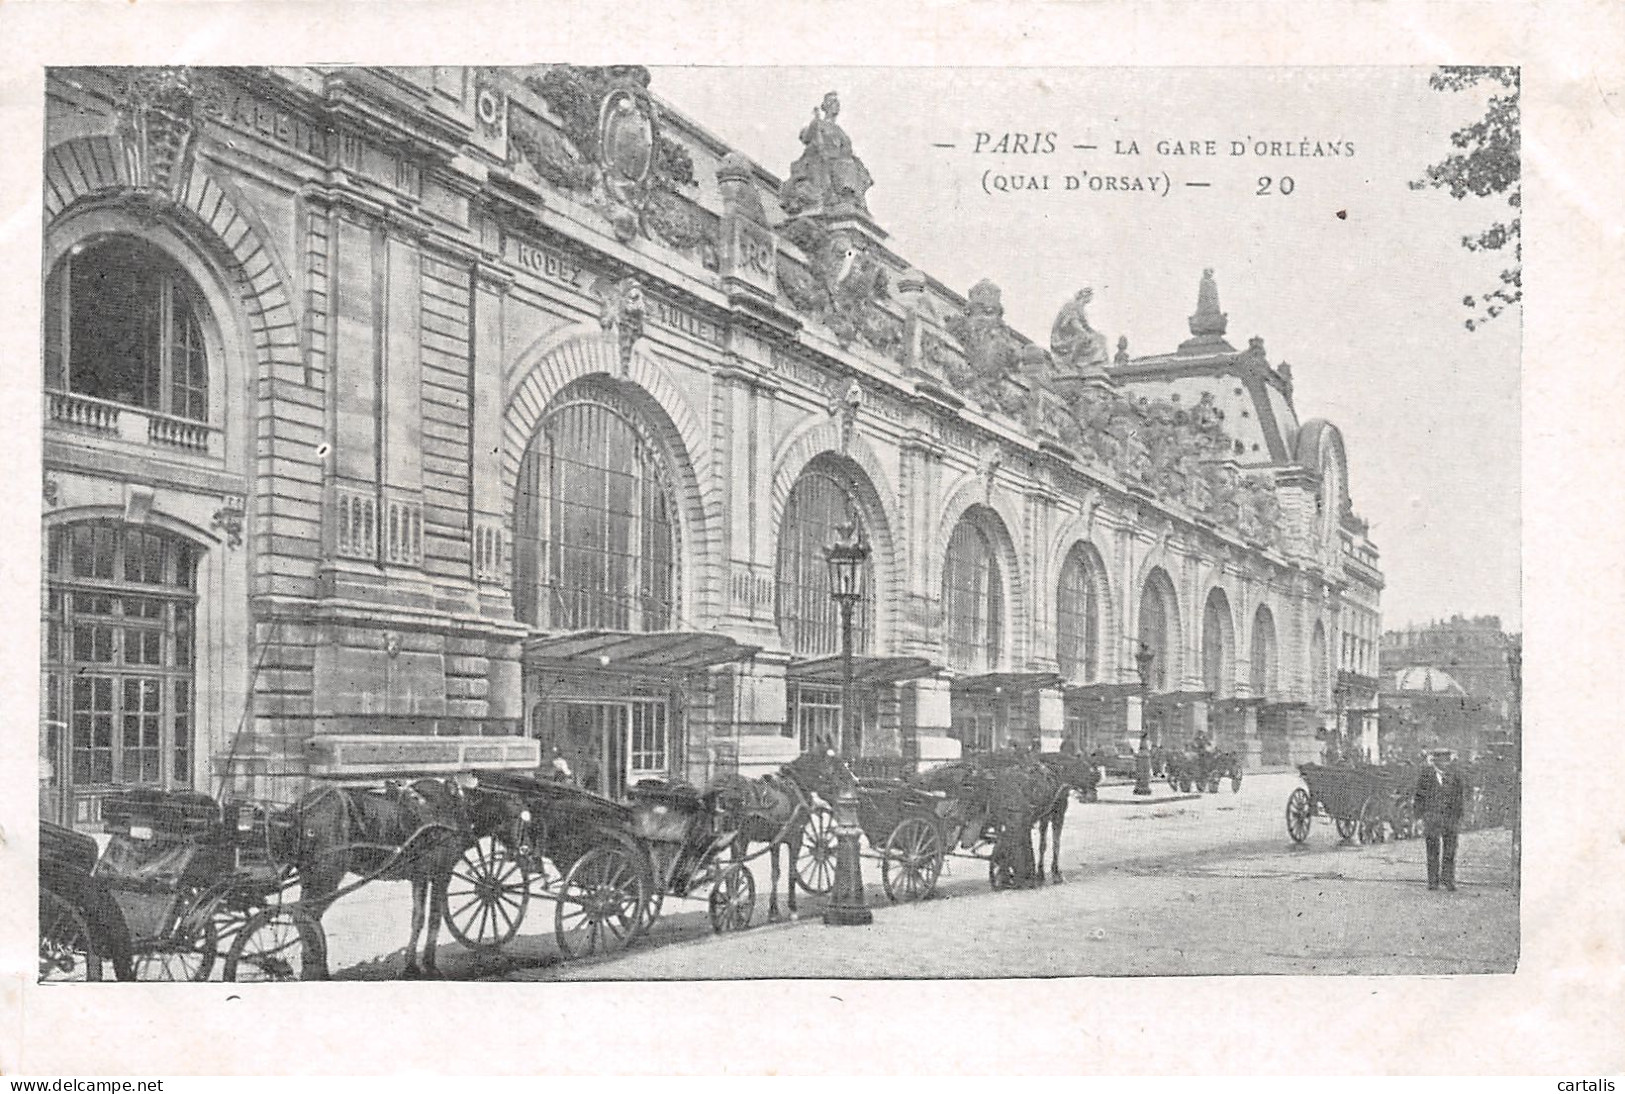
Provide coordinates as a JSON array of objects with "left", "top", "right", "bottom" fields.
[
  {"left": 914, "top": 751, "right": 1060, "bottom": 890},
  {"left": 1208, "top": 750, "right": 1244, "bottom": 793},
  {"left": 273, "top": 777, "right": 493, "bottom": 979},
  {"left": 705, "top": 770, "right": 811, "bottom": 921},
  {"left": 1032, "top": 751, "right": 1100, "bottom": 883}
]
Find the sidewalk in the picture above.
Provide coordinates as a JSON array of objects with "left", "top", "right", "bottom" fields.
[{"left": 499, "top": 828, "right": 1516, "bottom": 980}]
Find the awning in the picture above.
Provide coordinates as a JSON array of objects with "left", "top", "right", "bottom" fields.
[
  {"left": 521, "top": 630, "right": 760, "bottom": 673},
  {"left": 952, "top": 671, "right": 1064, "bottom": 694},
  {"left": 1060, "top": 682, "right": 1146, "bottom": 700},
  {"left": 786, "top": 655, "right": 940, "bottom": 688}
]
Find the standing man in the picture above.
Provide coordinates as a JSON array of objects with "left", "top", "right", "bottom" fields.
[{"left": 1414, "top": 748, "right": 1466, "bottom": 890}]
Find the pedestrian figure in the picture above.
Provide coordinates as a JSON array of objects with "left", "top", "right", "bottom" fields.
[
  {"left": 549, "top": 748, "right": 573, "bottom": 784},
  {"left": 1414, "top": 748, "right": 1466, "bottom": 891}
]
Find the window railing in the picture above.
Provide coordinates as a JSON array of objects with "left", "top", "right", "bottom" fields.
[{"left": 46, "top": 389, "right": 216, "bottom": 457}]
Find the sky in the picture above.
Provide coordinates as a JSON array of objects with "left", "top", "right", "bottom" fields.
[{"left": 653, "top": 67, "right": 1522, "bottom": 632}]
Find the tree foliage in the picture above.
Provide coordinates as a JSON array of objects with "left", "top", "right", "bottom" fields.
[{"left": 1410, "top": 66, "right": 1521, "bottom": 331}]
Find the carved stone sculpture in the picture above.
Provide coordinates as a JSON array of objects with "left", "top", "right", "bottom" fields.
[
  {"left": 594, "top": 276, "right": 646, "bottom": 374},
  {"left": 780, "top": 92, "right": 875, "bottom": 218},
  {"left": 118, "top": 66, "right": 199, "bottom": 199},
  {"left": 1049, "top": 288, "right": 1110, "bottom": 376},
  {"left": 944, "top": 280, "right": 1022, "bottom": 411}
]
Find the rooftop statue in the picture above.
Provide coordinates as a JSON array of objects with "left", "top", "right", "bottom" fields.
[
  {"left": 780, "top": 92, "right": 875, "bottom": 218},
  {"left": 1049, "top": 288, "right": 1110, "bottom": 376}
]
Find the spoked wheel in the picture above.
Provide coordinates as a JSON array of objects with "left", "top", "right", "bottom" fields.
[
  {"left": 224, "top": 905, "right": 327, "bottom": 982},
  {"left": 1357, "top": 797, "right": 1387, "bottom": 844},
  {"left": 794, "top": 807, "right": 839, "bottom": 895},
  {"left": 1285, "top": 788, "right": 1313, "bottom": 843},
  {"left": 132, "top": 909, "right": 218, "bottom": 982},
  {"left": 39, "top": 888, "right": 103, "bottom": 983},
  {"left": 554, "top": 845, "right": 648, "bottom": 960},
  {"left": 1392, "top": 799, "right": 1416, "bottom": 840},
  {"left": 707, "top": 863, "right": 756, "bottom": 933},
  {"left": 444, "top": 835, "right": 532, "bottom": 952},
  {"left": 881, "top": 817, "right": 943, "bottom": 903}
]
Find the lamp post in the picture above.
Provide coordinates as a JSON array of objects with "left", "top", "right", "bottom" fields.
[
  {"left": 1134, "top": 641, "right": 1155, "bottom": 796},
  {"left": 822, "top": 521, "right": 873, "bottom": 927}
]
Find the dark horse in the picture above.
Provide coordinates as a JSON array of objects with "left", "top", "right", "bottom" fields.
[
  {"left": 274, "top": 778, "right": 504, "bottom": 978},
  {"left": 914, "top": 752, "right": 1061, "bottom": 889},
  {"left": 1032, "top": 752, "right": 1100, "bottom": 883},
  {"left": 706, "top": 770, "right": 811, "bottom": 921}
]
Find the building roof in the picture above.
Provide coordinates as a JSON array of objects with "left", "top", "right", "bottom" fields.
[{"left": 1390, "top": 667, "right": 1467, "bottom": 694}]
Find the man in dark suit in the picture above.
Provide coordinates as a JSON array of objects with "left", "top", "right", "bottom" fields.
[{"left": 1414, "top": 748, "right": 1466, "bottom": 890}]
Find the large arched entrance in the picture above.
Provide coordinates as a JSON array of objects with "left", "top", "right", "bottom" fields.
[
  {"left": 512, "top": 374, "right": 714, "bottom": 799},
  {"left": 1138, "top": 567, "right": 1181, "bottom": 746},
  {"left": 1201, "top": 587, "right": 1236, "bottom": 748},
  {"left": 943, "top": 506, "right": 1017, "bottom": 753}
]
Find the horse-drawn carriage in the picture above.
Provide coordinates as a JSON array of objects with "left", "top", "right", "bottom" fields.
[
  {"left": 439, "top": 772, "right": 761, "bottom": 962},
  {"left": 1285, "top": 763, "right": 1415, "bottom": 845},
  {"left": 1164, "top": 748, "right": 1244, "bottom": 794},
  {"left": 40, "top": 787, "right": 327, "bottom": 982}
]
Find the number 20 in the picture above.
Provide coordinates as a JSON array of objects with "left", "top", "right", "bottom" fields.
[{"left": 1257, "top": 176, "right": 1296, "bottom": 196}]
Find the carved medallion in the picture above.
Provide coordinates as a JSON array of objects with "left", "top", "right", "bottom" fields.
[{"left": 598, "top": 88, "right": 655, "bottom": 202}]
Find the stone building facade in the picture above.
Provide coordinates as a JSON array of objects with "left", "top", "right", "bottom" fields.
[{"left": 39, "top": 65, "right": 1381, "bottom": 826}]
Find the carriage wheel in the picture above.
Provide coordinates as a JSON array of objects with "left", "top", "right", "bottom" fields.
[
  {"left": 554, "top": 845, "right": 647, "bottom": 960},
  {"left": 1285, "top": 788, "right": 1313, "bottom": 843},
  {"left": 132, "top": 901, "right": 218, "bottom": 982},
  {"left": 1391, "top": 799, "right": 1415, "bottom": 840},
  {"left": 882, "top": 817, "right": 943, "bottom": 903},
  {"left": 39, "top": 888, "right": 103, "bottom": 983},
  {"left": 224, "top": 905, "right": 326, "bottom": 982},
  {"left": 443, "top": 835, "right": 532, "bottom": 953},
  {"left": 707, "top": 863, "right": 756, "bottom": 933},
  {"left": 1357, "top": 797, "right": 1387, "bottom": 844},
  {"left": 794, "top": 807, "right": 839, "bottom": 895}
]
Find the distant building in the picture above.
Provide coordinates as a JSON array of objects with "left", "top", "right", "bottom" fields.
[{"left": 1379, "top": 615, "right": 1516, "bottom": 759}]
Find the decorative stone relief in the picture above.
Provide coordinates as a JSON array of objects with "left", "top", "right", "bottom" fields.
[
  {"left": 593, "top": 276, "right": 646, "bottom": 375},
  {"left": 943, "top": 279, "right": 1022, "bottom": 413},
  {"left": 516, "top": 66, "right": 717, "bottom": 264},
  {"left": 43, "top": 475, "right": 59, "bottom": 509},
  {"left": 211, "top": 495, "right": 245, "bottom": 549},
  {"left": 776, "top": 219, "right": 900, "bottom": 358},
  {"left": 980, "top": 445, "right": 1004, "bottom": 504},
  {"left": 827, "top": 379, "right": 864, "bottom": 453},
  {"left": 117, "top": 66, "right": 200, "bottom": 201}
]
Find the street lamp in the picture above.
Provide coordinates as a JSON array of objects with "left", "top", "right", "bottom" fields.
[
  {"left": 1134, "top": 641, "right": 1155, "bottom": 796},
  {"left": 822, "top": 520, "right": 873, "bottom": 927}
]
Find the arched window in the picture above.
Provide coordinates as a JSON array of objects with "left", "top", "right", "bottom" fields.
[
  {"left": 43, "top": 522, "right": 199, "bottom": 794},
  {"left": 1251, "top": 606, "right": 1277, "bottom": 698},
  {"left": 45, "top": 237, "right": 209, "bottom": 421},
  {"left": 1056, "top": 545, "right": 1100, "bottom": 683},
  {"left": 942, "top": 515, "right": 1003, "bottom": 672},
  {"left": 514, "top": 385, "right": 679, "bottom": 631},
  {"left": 775, "top": 467, "right": 873, "bottom": 656},
  {"left": 1138, "top": 572, "right": 1176, "bottom": 692}
]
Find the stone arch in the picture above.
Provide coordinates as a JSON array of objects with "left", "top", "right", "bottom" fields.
[
  {"left": 503, "top": 332, "right": 718, "bottom": 627},
  {"left": 938, "top": 502, "right": 1023, "bottom": 672},
  {"left": 1053, "top": 537, "right": 1114, "bottom": 683},
  {"left": 769, "top": 437, "right": 901, "bottom": 652},
  {"left": 935, "top": 475, "right": 1030, "bottom": 665},
  {"left": 45, "top": 136, "right": 303, "bottom": 393},
  {"left": 1201, "top": 586, "right": 1237, "bottom": 698},
  {"left": 1249, "top": 602, "right": 1279, "bottom": 700},
  {"left": 1137, "top": 565, "right": 1182, "bottom": 691},
  {"left": 1045, "top": 513, "right": 1118, "bottom": 641}
]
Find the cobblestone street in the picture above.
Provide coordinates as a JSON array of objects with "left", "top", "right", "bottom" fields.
[{"left": 306, "top": 772, "right": 1517, "bottom": 980}]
